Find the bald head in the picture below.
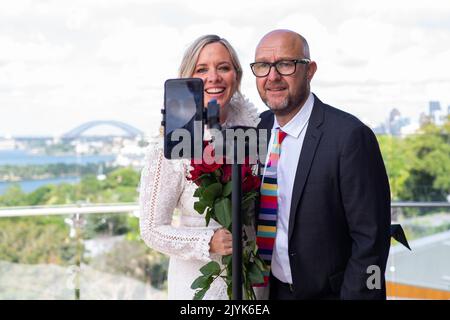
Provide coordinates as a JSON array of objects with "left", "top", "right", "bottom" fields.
[
  {"left": 256, "top": 29, "right": 310, "bottom": 59},
  {"left": 253, "top": 29, "right": 317, "bottom": 126}
]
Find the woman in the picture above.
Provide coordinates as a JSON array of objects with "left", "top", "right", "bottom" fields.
[{"left": 139, "top": 35, "right": 260, "bottom": 299}]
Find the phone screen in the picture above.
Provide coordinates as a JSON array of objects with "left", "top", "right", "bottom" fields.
[{"left": 164, "top": 78, "right": 204, "bottom": 159}]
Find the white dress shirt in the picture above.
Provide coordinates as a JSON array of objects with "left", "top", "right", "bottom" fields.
[{"left": 263, "top": 92, "right": 314, "bottom": 284}]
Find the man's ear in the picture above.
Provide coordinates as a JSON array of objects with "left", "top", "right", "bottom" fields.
[{"left": 307, "top": 61, "right": 317, "bottom": 81}]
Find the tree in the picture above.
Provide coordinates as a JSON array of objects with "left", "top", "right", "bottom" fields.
[
  {"left": 0, "top": 217, "right": 78, "bottom": 265},
  {"left": 0, "top": 166, "right": 168, "bottom": 295},
  {"left": 104, "top": 167, "right": 140, "bottom": 189},
  {"left": 399, "top": 117, "right": 450, "bottom": 202},
  {"left": 377, "top": 135, "right": 412, "bottom": 200},
  {"left": 0, "top": 185, "right": 26, "bottom": 206}
]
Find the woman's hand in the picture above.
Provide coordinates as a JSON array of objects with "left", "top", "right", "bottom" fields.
[{"left": 209, "top": 228, "right": 232, "bottom": 255}]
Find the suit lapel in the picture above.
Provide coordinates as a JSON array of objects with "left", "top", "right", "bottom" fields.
[{"left": 288, "top": 96, "right": 324, "bottom": 241}]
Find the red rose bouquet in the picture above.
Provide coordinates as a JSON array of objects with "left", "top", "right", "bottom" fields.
[{"left": 187, "top": 144, "right": 266, "bottom": 300}]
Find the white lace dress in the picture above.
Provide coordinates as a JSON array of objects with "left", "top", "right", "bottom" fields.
[{"left": 139, "top": 94, "right": 264, "bottom": 300}]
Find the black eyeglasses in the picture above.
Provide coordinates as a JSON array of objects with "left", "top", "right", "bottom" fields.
[{"left": 250, "top": 59, "right": 311, "bottom": 77}]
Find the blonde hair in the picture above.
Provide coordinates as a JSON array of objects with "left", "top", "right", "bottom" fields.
[{"left": 178, "top": 34, "right": 243, "bottom": 93}]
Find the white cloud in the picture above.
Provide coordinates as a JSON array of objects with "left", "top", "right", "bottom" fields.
[
  {"left": 276, "top": 14, "right": 336, "bottom": 59},
  {"left": 0, "top": 0, "right": 32, "bottom": 16},
  {"left": 0, "top": 35, "right": 72, "bottom": 62},
  {"left": 337, "top": 18, "right": 394, "bottom": 62},
  {"left": 97, "top": 21, "right": 179, "bottom": 63},
  {"left": 66, "top": 7, "right": 91, "bottom": 31},
  {"left": 0, "top": 0, "right": 449, "bottom": 136}
]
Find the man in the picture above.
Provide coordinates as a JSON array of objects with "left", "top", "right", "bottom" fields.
[{"left": 252, "top": 30, "right": 391, "bottom": 299}]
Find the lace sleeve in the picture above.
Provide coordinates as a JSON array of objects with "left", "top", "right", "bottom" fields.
[{"left": 139, "top": 141, "right": 215, "bottom": 262}]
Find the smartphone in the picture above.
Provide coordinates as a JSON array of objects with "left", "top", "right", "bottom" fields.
[{"left": 163, "top": 78, "right": 204, "bottom": 159}]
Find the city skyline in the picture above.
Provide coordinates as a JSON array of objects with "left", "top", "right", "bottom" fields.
[
  {"left": 1, "top": 0, "right": 450, "bottom": 136},
  {"left": 2, "top": 98, "right": 447, "bottom": 139}
]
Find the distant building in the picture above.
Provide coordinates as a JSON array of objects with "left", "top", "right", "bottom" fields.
[
  {"left": 375, "top": 101, "right": 448, "bottom": 135},
  {"left": 429, "top": 101, "right": 441, "bottom": 115},
  {"left": 389, "top": 108, "right": 410, "bottom": 136},
  {"left": 419, "top": 101, "right": 449, "bottom": 126},
  {"left": 419, "top": 112, "right": 432, "bottom": 126},
  {"left": 75, "top": 143, "right": 89, "bottom": 154},
  {"left": 429, "top": 101, "right": 445, "bottom": 125},
  {"left": 373, "top": 123, "right": 388, "bottom": 135},
  {"left": 373, "top": 108, "right": 410, "bottom": 136},
  {"left": 0, "top": 138, "right": 16, "bottom": 150},
  {"left": 113, "top": 139, "right": 147, "bottom": 168}
]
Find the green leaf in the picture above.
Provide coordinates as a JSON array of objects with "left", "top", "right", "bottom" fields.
[
  {"left": 221, "top": 254, "right": 232, "bottom": 266},
  {"left": 243, "top": 211, "right": 253, "bottom": 227},
  {"left": 227, "top": 282, "right": 232, "bottom": 299},
  {"left": 190, "top": 275, "right": 212, "bottom": 289},
  {"left": 222, "top": 181, "right": 232, "bottom": 197},
  {"left": 200, "top": 175, "right": 215, "bottom": 187},
  {"left": 203, "top": 183, "right": 223, "bottom": 204},
  {"left": 214, "top": 197, "right": 232, "bottom": 229},
  {"left": 193, "top": 187, "right": 203, "bottom": 198},
  {"left": 198, "top": 173, "right": 210, "bottom": 178},
  {"left": 252, "top": 241, "right": 260, "bottom": 255},
  {"left": 199, "top": 261, "right": 221, "bottom": 276},
  {"left": 205, "top": 208, "right": 212, "bottom": 226},
  {"left": 246, "top": 240, "right": 256, "bottom": 251},
  {"left": 242, "top": 191, "right": 257, "bottom": 209},
  {"left": 193, "top": 287, "right": 209, "bottom": 300},
  {"left": 194, "top": 201, "right": 207, "bottom": 215},
  {"left": 254, "top": 255, "right": 267, "bottom": 272},
  {"left": 248, "top": 263, "right": 265, "bottom": 285}
]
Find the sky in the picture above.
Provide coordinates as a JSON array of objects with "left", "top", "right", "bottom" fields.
[{"left": 1, "top": 0, "right": 450, "bottom": 137}]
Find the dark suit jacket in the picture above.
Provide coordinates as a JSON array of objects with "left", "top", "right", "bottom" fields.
[{"left": 257, "top": 94, "right": 391, "bottom": 300}]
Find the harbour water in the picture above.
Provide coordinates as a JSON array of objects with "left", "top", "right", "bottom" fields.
[
  {"left": 0, "top": 150, "right": 115, "bottom": 166},
  {"left": 0, "top": 150, "right": 115, "bottom": 194},
  {"left": 0, "top": 176, "right": 80, "bottom": 194}
]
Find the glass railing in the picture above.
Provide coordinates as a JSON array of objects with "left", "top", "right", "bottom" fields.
[
  {"left": 387, "top": 202, "right": 450, "bottom": 299},
  {"left": 0, "top": 202, "right": 449, "bottom": 300},
  {"left": 0, "top": 203, "right": 167, "bottom": 300}
]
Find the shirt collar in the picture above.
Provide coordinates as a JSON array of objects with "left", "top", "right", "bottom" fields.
[{"left": 272, "top": 92, "right": 314, "bottom": 138}]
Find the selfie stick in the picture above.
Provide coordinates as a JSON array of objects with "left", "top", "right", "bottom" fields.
[
  {"left": 231, "top": 140, "right": 243, "bottom": 300},
  {"left": 206, "top": 99, "right": 243, "bottom": 300}
]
